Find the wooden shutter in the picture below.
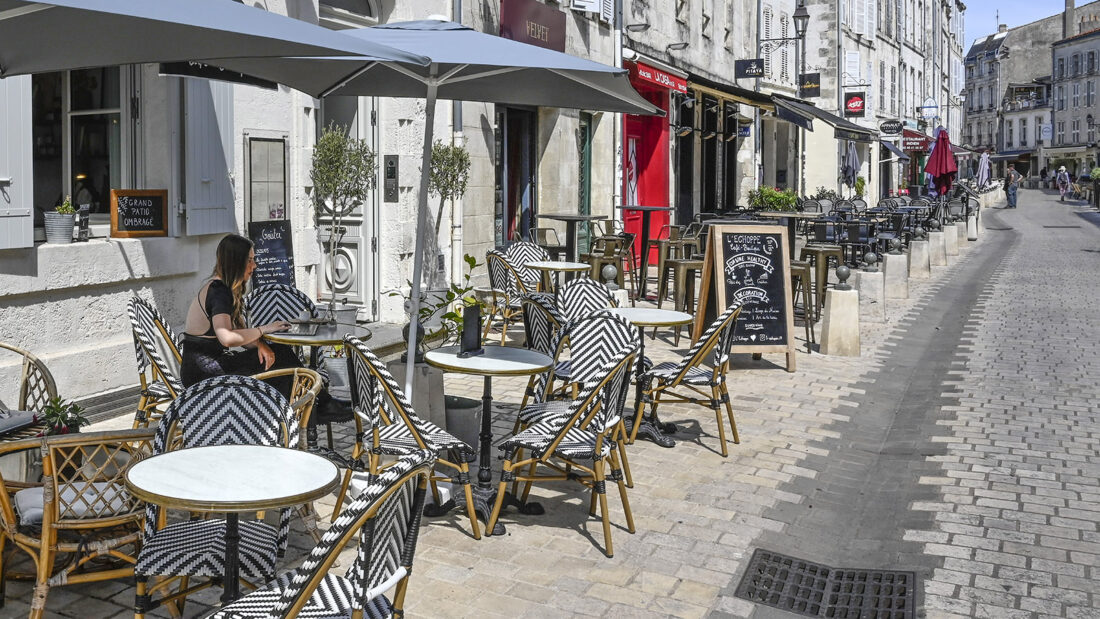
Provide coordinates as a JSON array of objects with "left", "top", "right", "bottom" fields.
[
  {"left": 183, "top": 79, "right": 236, "bottom": 236},
  {"left": 600, "top": 0, "right": 614, "bottom": 24},
  {"left": 0, "top": 75, "right": 33, "bottom": 250},
  {"left": 865, "top": 0, "right": 875, "bottom": 38},
  {"left": 570, "top": 0, "right": 600, "bottom": 12},
  {"left": 845, "top": 51, "right": 861, "bottom": 84},
  {"left": 853, "top": 0, "right": 866, "bottom": 34}
]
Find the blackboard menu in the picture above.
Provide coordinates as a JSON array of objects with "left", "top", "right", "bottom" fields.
[
  {"left": 694, "top": 223, "right": 796, "bottom": 371},
  {"left": 110, "top": 190, "right": 168, "bottom": 238},
  {"left": 248, "top": 220, "right": 295, "bottom": 287}
]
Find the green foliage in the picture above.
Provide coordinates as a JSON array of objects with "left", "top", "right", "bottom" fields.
[
  {"left": 310, "top": 123, "right": 378, "bottom": 218},
  {"left": 809, "top": 187, "right": 841, "bottom": 201},
  {"left": 855, "top": 176, "right": 866, "bottom": 198},
  {"left": 748, "top": 186, "right": 799, "bottom": 211},
  {"left": 55, "top": 195, "right": 75, "bottom": 215},
  {"left": 389, "top": 254, "right": 483, "bottom": 351},
  {"left": 34, "top": 397, "right": 89, "bottom": 435},
  {"left": 1090, "top": 167, "right": 1100, "bottom": 181},
  {"left": 428, "top": 140, "right": 471, "bottom": 202}
]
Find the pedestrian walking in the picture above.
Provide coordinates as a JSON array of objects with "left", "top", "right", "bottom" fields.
[
  {"left": 1004, "top": 164, "right": 1022, "bottom": 209},
  {"left": 1056, "top": 166, "right": 1072, "bottom": 201}
]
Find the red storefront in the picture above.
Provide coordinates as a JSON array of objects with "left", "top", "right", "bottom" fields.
[
  {"left": 901, "top": 129, "right": 933, "bottom": 194},
  {"left": 623, "top": 59, "right": 684, "bottom": 264}
]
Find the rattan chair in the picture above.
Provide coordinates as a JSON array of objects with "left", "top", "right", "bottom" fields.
[
  {"left": 557, "top": 277, "right": 618, "bottom": 322},
  {"left": 0, "top": 342, "right": 58, "bottom": 414},
  {"left": 126, "top": 297, "right": 184, "bottom": 428},
  {"left": 631, "top": 303, "right": 743, "bottom": 457},
  {"left": 486, "top": 344, "right": 638, "bottom": 557},
  {"left": 207, "top": 449, "right": 434, "bottom": 619},
  {"left": 518, "top": 293, "right": 566, "bottom": 410},
  {"left": 484, "top": 249, "right": 536, "bottom": 344},
  {"left": 0, "top": 428, "right": 155, "bottom": 619},
  {"left": 133, "top": 375, "right": 296, "bottom": 618},
  {"left": 344, "top": 336, "right": 481, "bottom": 539}
]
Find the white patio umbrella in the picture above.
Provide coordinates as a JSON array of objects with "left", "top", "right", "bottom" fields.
[
  {"left": 207, "top": 20, "right": 662, "bottom": 396},
  {"left": 0, "top": 0, "right": 427, "bottom": 77},
  {"left": 976, "top": 152, "right": 991, "bottom": 189}
]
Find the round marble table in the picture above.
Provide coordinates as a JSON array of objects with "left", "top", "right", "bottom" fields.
[
  {"left": 605, "top": 307, "right": 693, "bottom": 448},
  {"left": 424, "top": 345, "right": 551, "bottom": 534},
  {"left": 125, "top": 445, "right": 339, "bottom": 604},
  {"left": 526, "top": 260, "right": 591, "bottom": 292}
]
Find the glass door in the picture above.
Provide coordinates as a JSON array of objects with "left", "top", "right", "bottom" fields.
[{"left": 495, "top": 107, "right": 537, "bottom": 245}]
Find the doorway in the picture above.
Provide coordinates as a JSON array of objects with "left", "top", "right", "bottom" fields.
[{"left": 495, "top": 107, "right": 537, "bottom": 245}]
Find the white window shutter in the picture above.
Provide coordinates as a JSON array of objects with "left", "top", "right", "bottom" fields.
[
  {"left": 865, "top": 60, "right": 874, "bottom": 114},
  {"left": 845, "top": 51, "right": 861, "bottom": 84},
  {"left": 853, "top": 0, "right": 866, "bottom": 34},
  {"left": 865, "top": 0, "right": 876, "bottom": 38},
  {"left": 763, "top": 7, "right": 773, "bottom": 75},
  {"left": 570, "top": 0, "right": 600, "bottom": 12},
  {"left": 183, "top": 79, "right": 236, "bottom": 236},
  {"left": 0, "top": 75, "right": 33, "bottom": 250},
  {"left": 600, "top": 0, "right": 614, "bottom": 24}
]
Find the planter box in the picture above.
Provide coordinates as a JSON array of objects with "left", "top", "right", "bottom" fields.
[{"left": 44, "top": 212, "right": 74, "bottom": 244}]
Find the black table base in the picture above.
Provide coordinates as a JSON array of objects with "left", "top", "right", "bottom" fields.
[{"left": 221, "top": 513, "right": 240, "bottom": 605}]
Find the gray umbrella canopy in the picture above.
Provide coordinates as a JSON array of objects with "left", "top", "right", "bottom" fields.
[
  {"left": 842, "top": 141, "right": 861, "bottom": 189},
  {"left": 211, "top": 20, "right": 661, "bottom": 395},
  {"left": 0, "top": 0, "right": 427, "bottom": 77},
  {"left": 210, "top": 20, "right": 661, "bottom": 115},
  {"left": 976, "top": 152, "right": 991, "bottom": 189}
]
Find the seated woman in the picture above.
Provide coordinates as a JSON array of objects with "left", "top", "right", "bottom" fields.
[{"left": 181, "top": 233, "right": 350, "bottom": 421}]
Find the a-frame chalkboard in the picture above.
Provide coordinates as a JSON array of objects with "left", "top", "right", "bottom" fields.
[{"left": 692, "top": 223, "right": 796, "bottom": 372}]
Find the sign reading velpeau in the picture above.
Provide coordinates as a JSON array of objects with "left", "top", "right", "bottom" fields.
[
  {"left": 500, "top": 0, "right": 565, "bottom": 52},
  {"left": 735, "top": 59, "right": 765, "bottom": 79},
  {"left": 879, "top": 119, "right": 903, "bottom": 135},
  {"left": 843, "top": 92, "right": 866, "bottom": 117},
  {"left": 798, "top": 72, "right": 820, "bottom": 98}
]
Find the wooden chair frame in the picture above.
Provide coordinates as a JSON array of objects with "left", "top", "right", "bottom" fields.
[
  {"left": 484, "top": 251, "right": 535, "bottom": 344},
  {"left": 0, "top": 342, "right": 58, "bottom": 413},
  {"left": 126, "top": 298, "right": 183, "bottom": 429}
]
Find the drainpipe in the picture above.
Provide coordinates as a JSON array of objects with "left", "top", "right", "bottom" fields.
[
  {"left": 836, "top": 0, "right": 844, "bottom": 193},
  {"left": 450, "top": 0, "right": 465, "bottom": 287},
  {"left": 754, "top": 0, "right": 764, "bottom": 194},
  {"left": 612, "top": 0, "right": 624, "bottom": 225}
]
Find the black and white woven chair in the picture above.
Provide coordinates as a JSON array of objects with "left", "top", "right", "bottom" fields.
[
  {"left": 483, "top": 249, "right": 535, "bottom": 344},
  {"left": 134, "top": 375, "right": 297, "bottom": 617},
  {"left": 344, "top": 336, "right": 481, "bottom": 539},
  {"left": 556, "top": 277, "right": 618, "bottom": 322},
  {"left": 244, "top": 283, "right": 332, "bottom": 384},
  {"left": 206, "top": 449, "right": 434, "bottom": 619},
  {"left": 517, "top": 293, "right": 566, "bottom": 410},
  {"left": 631, "top": 303, "right": 743, "bottom": 457},
  {"left": 486, "top": 343, "right": 638, "bottom": 557},
  {"left": 127, "top": 296, "right": 184, "bottom": 428},
  {"left": 504, "top": 240, "right": 549, "bottom": 285}
]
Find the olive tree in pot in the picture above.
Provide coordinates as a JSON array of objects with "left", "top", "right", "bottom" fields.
[
  {"left": 425, "top": 139, "right": 471, "bottom": 290},
  {"left": 44, "top": 196, "right": 76, "bottom": 244},
  {"left": 310, "top": 123, "right": 377, "bottom": 321}
]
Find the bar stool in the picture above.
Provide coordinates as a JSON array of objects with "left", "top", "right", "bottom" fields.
[
  {"left": 799, "top": 245, "right": 844, "bottom": 316},
  {"left": 789, "top": 260, "right": 815, "bottom": 352},
  {"left": 667, "top": 257, "right": 703, "bottom": 345}
]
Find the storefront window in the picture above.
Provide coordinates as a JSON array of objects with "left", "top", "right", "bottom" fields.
[
  {"left": 247, "top": 138, "right": 287, "bottom": 222},
  {"left": 32, "top": 67, "right": 122, "bottom": 226}
]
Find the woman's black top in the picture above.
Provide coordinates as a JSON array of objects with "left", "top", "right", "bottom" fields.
[{"left": 200, "top": 279, "right": 235, "bottom": 336}]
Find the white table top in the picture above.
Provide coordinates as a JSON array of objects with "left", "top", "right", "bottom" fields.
[
  {"left": 265, "top": 322, "right": 373, "bottom": 347},
  {"left": 527, "top": 260, "right": 591, "bottom": 272},
  {"left": 424, "top": 345, "right": 552, "bottom": 377},
  {"left": 605, "top": 307, "right": 693, "bottom": 327},
  {"left": 125, "top": 445, "right": 339, "bottom": 512}
]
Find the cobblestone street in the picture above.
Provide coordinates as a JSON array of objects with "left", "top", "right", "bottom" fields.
[{"left": 9, "top": 188, "right": 1100, "bottom": 618}]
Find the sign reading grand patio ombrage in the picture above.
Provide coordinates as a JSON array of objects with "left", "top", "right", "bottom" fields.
[
  {"left": 110, "top": 190, "right": 168, "bottom": 238},
  {"left": 694, "top": 223, "right": 796, "bottom": 372}
]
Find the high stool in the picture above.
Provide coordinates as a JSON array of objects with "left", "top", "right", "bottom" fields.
[
  {"left": 789, "top": 260, "right": 815, "bottom": 352},
  {"left": 799, "top": 244, "right": 843, "bottom": 317},
  {"left": 668, "top": 258, "right": 703, "bottom": 345}
]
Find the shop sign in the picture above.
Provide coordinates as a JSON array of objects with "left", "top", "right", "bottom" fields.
[
  {"left": 920, "top": 96, "right": 939, "bottom": 120},
  {"left": 629, "top": 62, "right": 687, "bottom": 93},
  {"left": 798, "top": 72, "right": 820, "bottom": 98},
  {"left": 500, "top": 0, "right": 566, "bottom": 52},
  {"left": 834, "top": 128, "right": 872, "bottom": 143},
  {"left": 738, "top": 125, "right": 751, "bottom": 137},
  {"left": 843, "top": 92, "right": 866, "bottom": 117},
  {"left": 735, "top": 59, "right": 765, "bottom": 79},
  {"left": 902, "top": 129, "right": 932, "bottom": 151},
  {"left": 879, "top": 120, "right": 903, "bottom": 135}
]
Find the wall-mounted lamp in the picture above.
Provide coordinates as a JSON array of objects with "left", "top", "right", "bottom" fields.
[
  {"left": 702, "top": 130, "right": 717, "bottom": 140},
  {"left": 666, "top": 42, "right": 689, "bottom": 52},
  {"left": 723, "top": 131, "right": 739, "bottom": 142},
  {"left": 625, "top": 22, "right": 650, "bottom": 32},
  {"left": 679, "top": 96, "right": 695, "bottom": 109},
  {"left": 675, "top": 125, "right": 695, "bottom": 137}
]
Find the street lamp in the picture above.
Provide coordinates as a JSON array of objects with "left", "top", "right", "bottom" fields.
[{"left": 793, "top": 0, "right": 810, "bottom": 39}]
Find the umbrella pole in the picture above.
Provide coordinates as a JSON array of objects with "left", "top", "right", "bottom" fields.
[{"left": 404, "top": 79, "right": 438, "bottom": 398}]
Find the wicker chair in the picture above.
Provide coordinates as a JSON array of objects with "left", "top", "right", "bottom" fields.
[
  {"left": 484, "top": 249, "right": 536, "bottom": 344},
  {"left": 632, "top": 303, "right": 744, "bottom": 457},
  {"left": 126, "top": 297, "right": 184, "bottom": 428},
  {"left": 518, "top": 293, "right": 566, "bottom": 410},
  {"left": 133, "top": 375, "right": 296, "bottom": 617},
  {"left": 0, "top": 342, "right": 57, "bottom": 414},
  {"left": 0, "top": 429, "right": 155, "bottom": 619},
  {"left": 557, "top": 278, "right": 618, "bottom": 322},
  {"left": 207, "top": 449, "right": 434, "bottom": 619}
]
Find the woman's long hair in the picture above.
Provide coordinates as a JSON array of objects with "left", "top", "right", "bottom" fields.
[{"left": 213, "top": 233, "right": 253, "bottom": 328}]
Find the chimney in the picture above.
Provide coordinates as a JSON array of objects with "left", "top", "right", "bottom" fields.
[
  {"left": 1065, "top": 0, "right": 1076, "bottom": 38},
  {"left": 998, "top": 24, "right": 1008, "bottom": 33}
]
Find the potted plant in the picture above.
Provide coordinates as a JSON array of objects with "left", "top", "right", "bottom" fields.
[
  {"left": 34, "top": 397, "right": 89, "bottom": 436},
  {"left": 45, "top": 196, "right": 76, "bottom": 244},
  {"left": 389, "top": 253, "right": 482, "bottom": 362},
  {"left": 310, "top": 124, "right": 377, "bottom": 320},
  {"left": 425, "top": 139, "right": 471, "bottom": 291},
  {"left": 855, "top": 176, "right": 866, "bottom": 199},
  {"left": 748, "top": 186, "right": 799, "bottom": 212}
]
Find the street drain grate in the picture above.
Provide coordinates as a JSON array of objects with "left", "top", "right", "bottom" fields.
[
  {"left": 734, "top": 549, "right": 916, "bottom": 618},
  {"left": 1043, "top": 225, "right": 1082, "bottom": 228}
]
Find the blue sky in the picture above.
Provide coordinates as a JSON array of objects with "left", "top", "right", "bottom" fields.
[{"left": 965, "top": 1, "right": 1066, "bottom": 50}]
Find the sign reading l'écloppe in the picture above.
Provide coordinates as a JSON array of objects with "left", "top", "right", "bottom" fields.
[
  {"left": 735, "top": 59, "right": 765, "bottom": 79},
  {"left": 844, "top": 92, "right": 866, "bottom": 117},
  {"left": 879, "top": 120, "right": 903, "bottom": 135}
]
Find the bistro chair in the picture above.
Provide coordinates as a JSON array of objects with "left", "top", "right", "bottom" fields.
[
  {"left": 484, "top": 249, "right": 537, "bottom": 344},
  {"left": 0, "top": 342, "right": 57, "bottom": 415},
  {"left": 344, "top": 336, "right": 481, "bottom": 539},
  {"left": 0, "top": 428, "right": 155, "bottom": 619},
  {"left": 557, "top": 277, "right": 618, "bottom": 322},
  {"left": 486, "top": 343, "right": 638, "bottom": 557},
  {"left": 207, "top": 449, "right": 434, "bottom": 619},
  {"left": 581, "top": 233, "right": 638, "bottom": 301},
  {"left": 126, "top": 296, "right": 184, "bottom": 428},
  {"left": 632, "top": 303, "right": 743, "bottom": 457},
  {"left": 133, "top": 375, "right": 296, "bottom": 618},
  {"left": 533, "top": 227, "right": 567, "bottom": 260},
  {"left": 504, "top": 241, "right": 550, "bottom": 281},
  {"left": 518, "top": 293, "right": 566, "bottom": 410}
]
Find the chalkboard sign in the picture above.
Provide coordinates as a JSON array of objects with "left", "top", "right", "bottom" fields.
[
  {"left": 693, "top": 223, "right": 796, "bottom": 372},
  {"left": 248, "top": 220, "right": 296, "bottom": 287},
  {"left": 110, "top": 190, "right": 168, "bottom": 238}
]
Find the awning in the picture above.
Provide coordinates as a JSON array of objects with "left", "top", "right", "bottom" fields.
[
  {"left": 989, "top": 149, "right": 1033, "bottom": 162},
  {"left": 771, "top": 95, "right": 876, "bottom": 143},
  {"left": 775, "top": 104, "right": 814, "bottom": 131},
  {"left": 687, "top": 72, "right": 775, "bottom": 111},
  {"left": 1039, "top": 145, "right": 1089, "bottom": 156},
  {"left": 880, "top": 140, "right": 910, "bottom": 162}
]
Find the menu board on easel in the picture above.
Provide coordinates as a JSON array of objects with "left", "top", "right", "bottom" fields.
[
  {"left": 692, "top": 223, "right": 796, "bottom": 372},
  {"left": 110, "top": 190, "right": 169, "bottom": 238},
  {"left": 247, "top": 220, "right": 296, "bottom": 287}
]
